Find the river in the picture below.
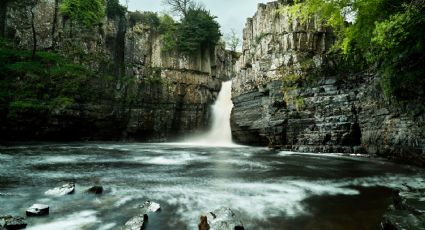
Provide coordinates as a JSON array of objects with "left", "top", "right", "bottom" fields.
[{"left": 0, "top": 143, "right": 424, "bottom": 229}]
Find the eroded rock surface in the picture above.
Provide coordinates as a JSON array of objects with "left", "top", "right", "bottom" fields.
[
  {"left": 200, "top": 208, "right": 244, "bottom": 230},
  {"left": 0, "top": 216, "right": 27, "bottom": 230}
]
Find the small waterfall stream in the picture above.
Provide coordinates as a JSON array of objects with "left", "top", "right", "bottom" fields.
[{"left": 185, "top": 81, "right": 236, "bottom": 146}]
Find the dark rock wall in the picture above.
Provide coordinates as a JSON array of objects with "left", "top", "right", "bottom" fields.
[
  {"left": 0, "top": 0, "right": 234, "bottom": 141},
  {"left": 231, "top": 1, "right": 425, "bottom": 165}
]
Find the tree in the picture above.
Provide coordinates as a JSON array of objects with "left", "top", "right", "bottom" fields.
[
  {"left": 286, "top": 0, "right": 425, "bottom": 98},
  {"left": 225, "top": 29, "right": 240, "bottom": 52},
  {"left": 174, "top": 8, "right": 221, "bottom": 54},
  {"left": 30, "top": 3, "right": 37, "bottom": 58},
  {"left": 0, "top": 0, "right": 9, "bottom": 37},
  {"left": 106, "top": 0, "right": 126, "bottom": 19},
  {"left": 162, "top": 0, "right": 194, "bottom": 17},
  {"left": 51, "top": 0, "right": 59, "bottom": 49}
]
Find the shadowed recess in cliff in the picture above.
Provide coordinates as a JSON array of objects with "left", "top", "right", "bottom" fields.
[{"left": 182, "top": 81, "right": 238, "bottom": 147}]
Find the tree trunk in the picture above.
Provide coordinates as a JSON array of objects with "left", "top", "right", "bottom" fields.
[
  {"left": 51, "top": 0, "right": 59, "bottom": 49},
  {"left": 0, "top": 0, "right": 8, "bottom": 37},
  {"left": 31, "top": 6, "right": 37, "bottom": 58}
]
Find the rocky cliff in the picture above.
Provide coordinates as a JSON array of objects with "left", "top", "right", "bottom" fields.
[
  {"left": 231, "top": 0, "right": 425, "bottom": 165},
  {"left": 0, "top": 0, "right": 234, "bottom": 141}
]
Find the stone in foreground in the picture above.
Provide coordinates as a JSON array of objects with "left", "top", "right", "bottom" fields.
[
  {"left": 200, "top": 208, "right": 244, "bottom": 230},
  {"left": 123, "top": 201, "right": 161, "bottom": 230},
  {"left": 380, "top": 186, "right": 425, "bottom": 230},
  {"left": 140, "top": 201, "right": 160, "bottom": 213},
  {"left": 44, "top": 182, "right": 75, "bottom": 196},
  {"left": 86, "top": 186, "right": 103, "bottom": 195},
  {"left": 0, "top": 216, "right": 27, "bottom": 229},
  {"left": 26, "top": 204, "right": 49, "bottom": 217},
  {"left": 123, "top": 214, "right": 148, "bottom": 230}
]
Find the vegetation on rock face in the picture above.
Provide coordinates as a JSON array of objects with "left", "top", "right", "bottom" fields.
[
  {"left": 0, "top": 40, "right": 94, "bottom": 114},
  {"left": 282, "top": 0, "right": 425, "bottom": 99},
  {"left": 60, "top": 0, "right": 105, "bottom": 27},
  {"left": 106, "top": 0, "right": 126, "bottom": 19}
]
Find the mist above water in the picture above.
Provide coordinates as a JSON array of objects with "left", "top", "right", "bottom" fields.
[{"left": 184, "top": 81, "right": 236, "bottom": 147}]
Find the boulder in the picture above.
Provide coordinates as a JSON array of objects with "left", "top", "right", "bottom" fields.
[
  {"left": 0, "top": 216, "right": 27, "bottom": 230},
  {"left": 86, "top": 186, "right": 103, "bottom": 195},
  {"left": 26, "top": 204, "right": 49, "bottom": 217},
  {"left": 123, "top": 201, "right": 161, "bottom": 230},
  {"left": 140, "top": 201, "right": 160, "bottom": 213},
  {"left": 45, "top": 182, "right": 75, "bottom": 196},
  {"left": 200, "top": 208, "right": 244, "bottom": 230},
  {"left": 380, "top": 187, "right": 425, "bottom": 230},
  {"left": 198, "top": 216, "right": 210, "bottom": 230},
  {"left": 123, "top": 214, "right": 148, "bottom": 230}
]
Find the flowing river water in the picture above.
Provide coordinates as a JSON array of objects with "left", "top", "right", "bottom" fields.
[
  {"left": 0, "top": 143, "right": 424, "bottom": 230},
  {"left": 1, "top": 82, "right": 424, "bottom": 229}
]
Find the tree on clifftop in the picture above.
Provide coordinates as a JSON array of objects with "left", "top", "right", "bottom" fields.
[
  {"left": 162, "top": 0, "right": 196, "bottom": 17},
  {"left": 60, "top": 0, "right": 105, "bottom": 27}
]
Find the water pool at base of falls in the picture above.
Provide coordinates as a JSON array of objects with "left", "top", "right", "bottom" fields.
[{"left": 0, "top": 143, "right": 424, "bottom": 230}]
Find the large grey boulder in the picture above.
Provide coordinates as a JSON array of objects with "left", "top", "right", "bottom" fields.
[
  {"left": 0, "top": 216, "right": 27, "bottom": 229},
  {"left": 200, "top": 208, "right": 244, "bottom": 230},
  {"left": 123, "top": 201, "right": 161, "bottom": 230},
  {"left": 26, "top": 204, "right": 49, "bottom": 217},
  {"left": 45, "top": 182, "right": 75, "bottom": 196}
]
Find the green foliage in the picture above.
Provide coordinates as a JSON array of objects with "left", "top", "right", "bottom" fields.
[
  {"left": 129, "top": 11, "right": 160, "bottom": 28},
  {"left": 283, "top": 0, "right": 425, "bottom": 99},
  {"left": 60, "top": 0, "right": 105, "bottom": 27},
  {"left": 159, "top": 8, "right": 221, "bottom": 54},
  {"left": 175, "top": 8, "right": 221, "bottom": 54},
  {"left": 158, "top": 14, "right": 177, "bottom": 52},
  {"left": 255, "top": 33, "right": 271, "bottom": 45},
  {"left": 0, "top": 44, "right": 93, "bottom": 114},
  {"left": 106, "top": 0, "right": 126, "bottom": 19}
]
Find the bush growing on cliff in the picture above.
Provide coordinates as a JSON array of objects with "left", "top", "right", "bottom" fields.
[
  {"left": 129, "top": 11, "right": 160, "bottom": 28},
  {"left": 60, "top": 0, "right": 105, "bottom": 27},
  {"left": 106, "top": 0, "right": 126, "bottom": 19},
  {"left": 0, "top": 43, "right": 93, "bottom": 113},
  {"left": 283, "top": 0, "right": 425, "bottom": 99}
]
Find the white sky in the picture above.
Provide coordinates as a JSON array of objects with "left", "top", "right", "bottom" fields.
[{"left": 121, "top": 0, "right": 273, "bottom": 38}]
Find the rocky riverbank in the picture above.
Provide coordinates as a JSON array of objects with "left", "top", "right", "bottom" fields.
[{"left": 231, "top": 1, "right": 425, "bottom": 166}]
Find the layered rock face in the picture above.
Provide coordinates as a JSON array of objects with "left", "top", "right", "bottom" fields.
[
  {"left": 231, "top": 0, "right": 425, "bottom": 165},
  {"left": 1, "top": 0, "right": 234, "bottom": 141}
]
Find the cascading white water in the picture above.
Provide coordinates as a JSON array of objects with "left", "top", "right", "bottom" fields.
[{"left": 185, "top": 81, "right": 235, "bottom": 146}]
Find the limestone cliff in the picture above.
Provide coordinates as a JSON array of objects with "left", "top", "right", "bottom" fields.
[
  {"left": 231, "top": 0, "right": 425, "bottom": 165},
  {"left": 0, "top": 0, "right": 234, "bottom": 141}
]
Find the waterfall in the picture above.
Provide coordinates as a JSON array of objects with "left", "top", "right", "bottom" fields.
[{"left": 184, "top": 81, "right": 236, "bottom": 147}]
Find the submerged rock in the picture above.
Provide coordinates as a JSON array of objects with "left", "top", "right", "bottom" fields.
[
  {"left": 0, "top": 216, "right": 27, "bottom": 229},
  {"left": 380, "top": 187, "right": 425, "bottom": 230},
  {"left": 26, "top": 204, "right": 49, "bottom": 217},
  {"left": 123, "top": 201, "right": 161, "bottom": 230},
  {"left": 45, "top": 182, "right": 75, "bottom": 196},
  {"left": 86, "top": 186, "right": 103, "bottom": 195},
  {"left": 200, "top": 208, "right": 244, "bottom": 230}
]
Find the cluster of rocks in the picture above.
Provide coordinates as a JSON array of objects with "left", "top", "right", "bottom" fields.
[
  {"left": 381, "top": 185, "right": 425, "bottom": 229},
  {"left": 0, "top": 183, "right": 103, "bottom": 229}
]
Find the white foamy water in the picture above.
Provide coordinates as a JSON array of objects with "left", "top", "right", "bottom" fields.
[
  {"left": 27, "top": 210, "right": 99, "bottom": 230},
  {"left": 184, "top": 81, "right": 238, "bottom": 147}
]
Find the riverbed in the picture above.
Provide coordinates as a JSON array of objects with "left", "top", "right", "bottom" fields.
[{"left": 0, "top": 143, "right": 424, "bottom": 229}]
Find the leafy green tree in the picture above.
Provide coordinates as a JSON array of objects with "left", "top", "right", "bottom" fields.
[
  {"left": 60, "top": 0, "right": 105, "bottom": 27},
  {"left": 285, "top": 0, "right": 425, "bottom": 98},
  {"left": 106, "top": 0, "right": 126, "bottom": 19},
  {"left": 225, "top": 29, "right": 241, "bottom": 52},
  {"left": 174, "top": 8, "right": 221, "bottom": 54}
]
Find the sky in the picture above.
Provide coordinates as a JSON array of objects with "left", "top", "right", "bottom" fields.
[{"left": 121, "top": 0, "right": 272, "bottom": 38}]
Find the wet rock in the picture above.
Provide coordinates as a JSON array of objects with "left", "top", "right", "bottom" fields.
[
  {"left": 123, "top": 214, "right": 148, "bottom": 230},
  {"left": 123, "top": 201, "right": 161, "bottom": 230},
  {"left": 45, "top": 182, "right": 75, "bottom": 196},
  {"left": 140, "top": 201, "right": 160, "bottom": 213},
  {"left": 86, "top": 186, "right": 103, "bottom": 195},
  {"left": 26, "top": 204, "right": 49, "bottom": 217},
  {"left": 0, "top": 216, "right": 27, "bottom": 229},
  {"left": 380, "top": 187, "right": 425, "bottom": 230},
  {"left": 198, "top": 216, "right": 210, "bottom": 230},
  {"left": 200, "top": 208, "right": 244, "bottom": 230}
]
